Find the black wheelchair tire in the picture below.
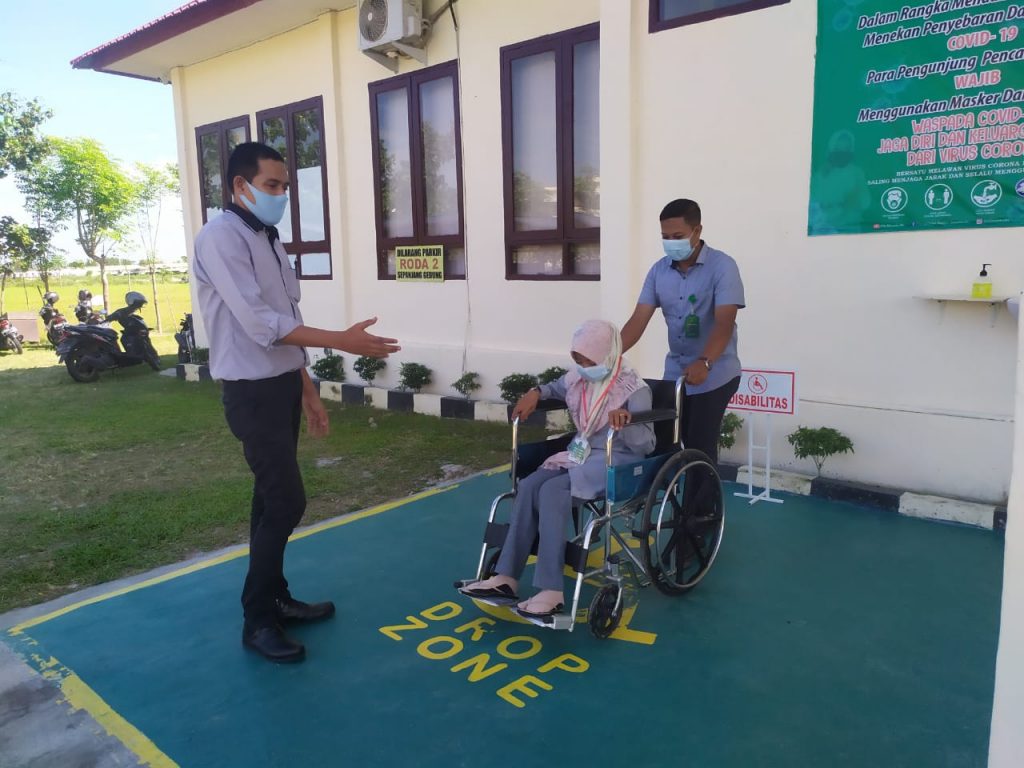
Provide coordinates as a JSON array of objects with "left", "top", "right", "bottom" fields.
[
  {"left": 589, "top": 585, "right": 623, "bottom": 639},
  {"left": 639, "top": 449, "right": 725, "bottom": 596}
]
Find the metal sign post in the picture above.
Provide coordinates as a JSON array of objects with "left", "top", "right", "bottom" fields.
[{"left": 728, "top": 368, "right": 798, "bottom": 506}]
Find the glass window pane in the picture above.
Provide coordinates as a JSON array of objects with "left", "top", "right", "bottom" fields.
[
  {"left": 573, "top": 40, "right": 600, "bottom": 229},
  {"left": 261, "top": 116, "right": 293, "bottom": 243},
  {"left": 300, "top": 252, "right": 331, "bottom": 277},
  {"left": 511, "top": 51, "right": 558, "bottom": 232},
  {"left": 199, "top": 132, "right": 223, "bottom": 221},
  {"left": 660, "top": 0, "right": 759, "bottom": 20},
  {"left": 294, "top": 108, "right": 325, "bottom": 242},
  {"left": 446, "top": 247, "right": 466, "bottom": 278},
  {"left": 261, "top": 116, "right": 288, "bottom": 163},
  {"left": 376, "top": 88, "right": 414, "bottom": 239},
  {"left": 571, "top": 242, "right": 600, "bottom": 276},
  {"left": 384, "top": 249, "right": 397, "bottom": 277},
  {"left": 419, "top": 76, "right": 460, "bottom": 236},
  {"left": 511, "top": 244, "right": 563, "bottom": 276},
  {"left": 226, "top": 124, "right": 248, "bottom": 153},
  {"left": 287, "top": 253, "right": 298, "bottom": 270}
]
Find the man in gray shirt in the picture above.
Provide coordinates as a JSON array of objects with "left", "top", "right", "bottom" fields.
[
  {"left": 194, "top": 142, "right": 399, "bottom": 663},
  {"left": 622, "top": 198, "right": 745, "bottom": 474}
]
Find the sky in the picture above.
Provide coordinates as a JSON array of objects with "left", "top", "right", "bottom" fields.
[{"left": 0, "top": 0, "right": 187, "bottom": 263}]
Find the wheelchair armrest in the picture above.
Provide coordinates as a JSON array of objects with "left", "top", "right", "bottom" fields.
[
  {"left": 534, "top": 398, "right": 567, "bottom": 412},
  {"left": 625, "top": 408, "right": 678, "bottom": 426}
]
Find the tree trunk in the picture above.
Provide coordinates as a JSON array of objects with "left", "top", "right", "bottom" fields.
[
  {"left": 100, "top": 261, "right": 110, "bottom": 313},
  {"left": 0, "top": 272, "right": 6, "bottom": 315},
  {"left": 149, "top": 266, "right": 162, "bottom": 332},
  {"left": 40, "top": 271, "right": 49, "bottom": 293}
]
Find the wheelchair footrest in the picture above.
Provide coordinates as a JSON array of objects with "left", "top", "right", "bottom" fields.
[{"left": 519, "top": 612, "right": 576, "bottom": 631}]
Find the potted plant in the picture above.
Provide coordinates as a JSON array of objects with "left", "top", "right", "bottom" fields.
[
  {"left": 391, "top": 362, "right": 433, "bottom": 411},
  {"left": 442, "top": 372, "right": 480, "bottom": 420},
  {"left": 538, "top": 366, "right": 567, "bottom": 385},
  {"left": 718, "top": 412, "right": 744, "bottom": 450},
  {"left": 311, "top": 350, "right": 345, "bottom": 402},
  {"left": 353, "top": 355, "right": 387, "bottom": 407},
  {"left": 500, "top": 372, "right": 545, "bottom": 425},
  {"left": 786, "top": 426, "right": 854, "bottom": 476}
]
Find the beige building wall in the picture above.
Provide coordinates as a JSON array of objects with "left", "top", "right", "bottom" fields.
[{"left": 169, "top": 0, "right": 1020, "bottom": 504}]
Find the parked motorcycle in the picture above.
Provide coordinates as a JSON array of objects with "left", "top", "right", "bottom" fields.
[
  {"left": 0, "top": 313, "right": 24, "bottom": 354},
  {"left": 73, "top": 289, "right": 106, "bottom": 325},
  {"left": 174, "top": 313, "right": 196, "bottom": 363},
  {"left": 38, "top": 291, "right": 69, "bottom": 347},
  {"left": 57, "top": 291, "right": 161, "bottom": 383}
]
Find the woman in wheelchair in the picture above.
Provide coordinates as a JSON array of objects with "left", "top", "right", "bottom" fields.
[{"left": 459, "top": 320, "right": 655, "bottom": 619}]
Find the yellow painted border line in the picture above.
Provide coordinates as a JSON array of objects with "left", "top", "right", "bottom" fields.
[
  {"left": 61, "top": 670, "right": 178, "bottom": 767},
  {"left": 9, "top": 481, "right": 465, "bottom": 635},
  {"left": 8, "top": 640, "right": 178, "bottom": 768}
]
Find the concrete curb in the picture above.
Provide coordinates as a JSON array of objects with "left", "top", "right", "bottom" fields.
[{"left": 727, "top": 463, "right": 1005, "bottom": 532}]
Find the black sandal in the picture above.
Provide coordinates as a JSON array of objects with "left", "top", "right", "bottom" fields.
[
  {"left": 458, "top": 583, "right": 519, "bottom": 601},
  {"left": 516, "top": 603, "right": 564, "bottom": 619}
]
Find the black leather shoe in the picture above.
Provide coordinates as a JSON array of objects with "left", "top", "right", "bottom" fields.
[
  {"left": 242, "top": 624, "right": 306, "bottom": 663},
  {"left": 275, "top": 597, "right": 336, "bottom": 624}
]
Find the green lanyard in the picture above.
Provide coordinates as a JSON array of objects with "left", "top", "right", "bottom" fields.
[{"left": 684, "top": 295, "right": 700, "bottom": 338}]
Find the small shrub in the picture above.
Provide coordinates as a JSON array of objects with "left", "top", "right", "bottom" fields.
[
  {"left": 499, "top": 373, "right": 539, "bottom": 405},
  {"left": 311, "top": 351, "right": 345, "bottom": 382},
  {"left": 399, "top": 362, "right": 432, "bottom": 392},
  {"left": 191, "top": 347, "right": 210, "bottom": 365},
  {"left": 354, "top": 355, "right": 386, "bottom": 384},
  {"left": 452, "top": 372, "right": 481, "bottom": 399},
  {"left": 538, "top": 366, "right": 567, "bottom": 385},
  {"left": 787, "top": 426, "right": 854, "bottom": 476},
  {"left": 718, "top": 412, "right": 744, "bottom": 450}
]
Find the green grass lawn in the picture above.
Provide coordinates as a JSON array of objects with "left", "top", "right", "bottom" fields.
[
  {"left": 1, "top": 273, "right": 192, "bottom": 335},
  {"left": 0, "top": 338, "right": 532, "bottom": 613}
]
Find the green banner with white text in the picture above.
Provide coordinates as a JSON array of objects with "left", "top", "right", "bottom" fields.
[{"left": 808, "top": 0, "right": 1024, "bottom": 235}]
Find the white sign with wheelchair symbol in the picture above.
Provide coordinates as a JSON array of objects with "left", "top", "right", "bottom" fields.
[
  {"left": 730, "top": 368, "right": 798, "bottom": 505},
  {"left": 729, "top": 369, "right": 797, "bottom": 416}
]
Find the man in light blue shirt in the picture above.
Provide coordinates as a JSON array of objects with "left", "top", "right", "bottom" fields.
[
  {"left": 622, "top": 198, "right": 745, "bottom": 471},
  {"left": 194, "top": 142, "right": 400, "bottom": 663}
]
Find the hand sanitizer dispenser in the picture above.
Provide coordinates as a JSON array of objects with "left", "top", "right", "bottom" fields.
[{"left": 972, "top": 264, "right": 992, "bottom": 298}]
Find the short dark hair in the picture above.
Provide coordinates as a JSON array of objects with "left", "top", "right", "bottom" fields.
[
  {"left": 226, "top": 142, "right": 285, "bottom": 188},
  {"left": 660, "top": 199, "right": 702, "bottom": 226}
]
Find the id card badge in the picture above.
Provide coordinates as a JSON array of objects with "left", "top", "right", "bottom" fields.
[{"left": 567, "top": 435, "right": 592, "bottom": 465}]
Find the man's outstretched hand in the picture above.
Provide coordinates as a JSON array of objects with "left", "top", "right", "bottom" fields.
[{"left": 336, "top": 317, "right": 400, "bottom": 358}]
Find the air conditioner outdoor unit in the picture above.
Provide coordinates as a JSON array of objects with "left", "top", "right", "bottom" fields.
[{"left": 357, "top": 0, "right": 426, "bottom": 71}]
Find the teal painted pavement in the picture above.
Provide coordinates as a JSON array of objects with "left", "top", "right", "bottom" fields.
[{"left": 4, "top": 474, "right": 1004, "bottom": 768}]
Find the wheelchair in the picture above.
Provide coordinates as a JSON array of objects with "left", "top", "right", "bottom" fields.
[{"left": 455, "top": 377, "right": 726, "bottom": 639}]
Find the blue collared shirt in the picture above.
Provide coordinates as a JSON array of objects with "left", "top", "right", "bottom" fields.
[
  {"left": 193, "top": 205, "right": 308, "bottom": 382},
  {"left": 637, "top": 243, "right": 745, "bottom": 395}
]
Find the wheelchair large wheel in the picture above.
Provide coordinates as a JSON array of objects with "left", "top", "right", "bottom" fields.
[{"left": 639, "top": 449, "right": 725, "bottom": 596}]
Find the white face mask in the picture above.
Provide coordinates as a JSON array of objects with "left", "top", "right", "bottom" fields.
[
  {"left": 663, "top": 238, "right": 694, "bottom": 262},
  {"left": 245, "top": 181, "right": 289, "bottom": 226}
]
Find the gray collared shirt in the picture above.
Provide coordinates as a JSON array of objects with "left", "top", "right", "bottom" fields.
[
  {"left": 638, "top": 243, "right": 745, "bottom": 395},
  {"left": 193, "top": 206, "right": 307, "bottom": 382}
]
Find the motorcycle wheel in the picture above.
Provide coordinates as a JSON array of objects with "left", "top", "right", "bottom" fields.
[
  {"left": 65, "top": 347, "right": 100, "bottom": 383},
  {"left": 144, "top": 342, "right": 162, "bottom": 371},
  {"left": 8, "top": 336, "right": 22, "bottom": 355}
]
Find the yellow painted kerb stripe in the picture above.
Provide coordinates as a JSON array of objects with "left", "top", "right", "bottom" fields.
[
  {"left": 9, "top": 482, "right": 462, "bottom": 634},
  {"left": 61, "top": 672, "right": 178, "bottom": 767}
]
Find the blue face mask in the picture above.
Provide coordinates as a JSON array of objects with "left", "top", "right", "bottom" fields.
[
  {"left": 578, "top": 364, "right": 611, "bottom": 382},
  {"left": 244, "top": 182, "right": 289, "bottom": 227},
  {"left": 663, "top": 238, "right": 694, "bottom": 262}
]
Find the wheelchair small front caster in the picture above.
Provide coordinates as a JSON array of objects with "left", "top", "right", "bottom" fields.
[{"left": 589, "top": 585, "right": 622, "bottom": 639}]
